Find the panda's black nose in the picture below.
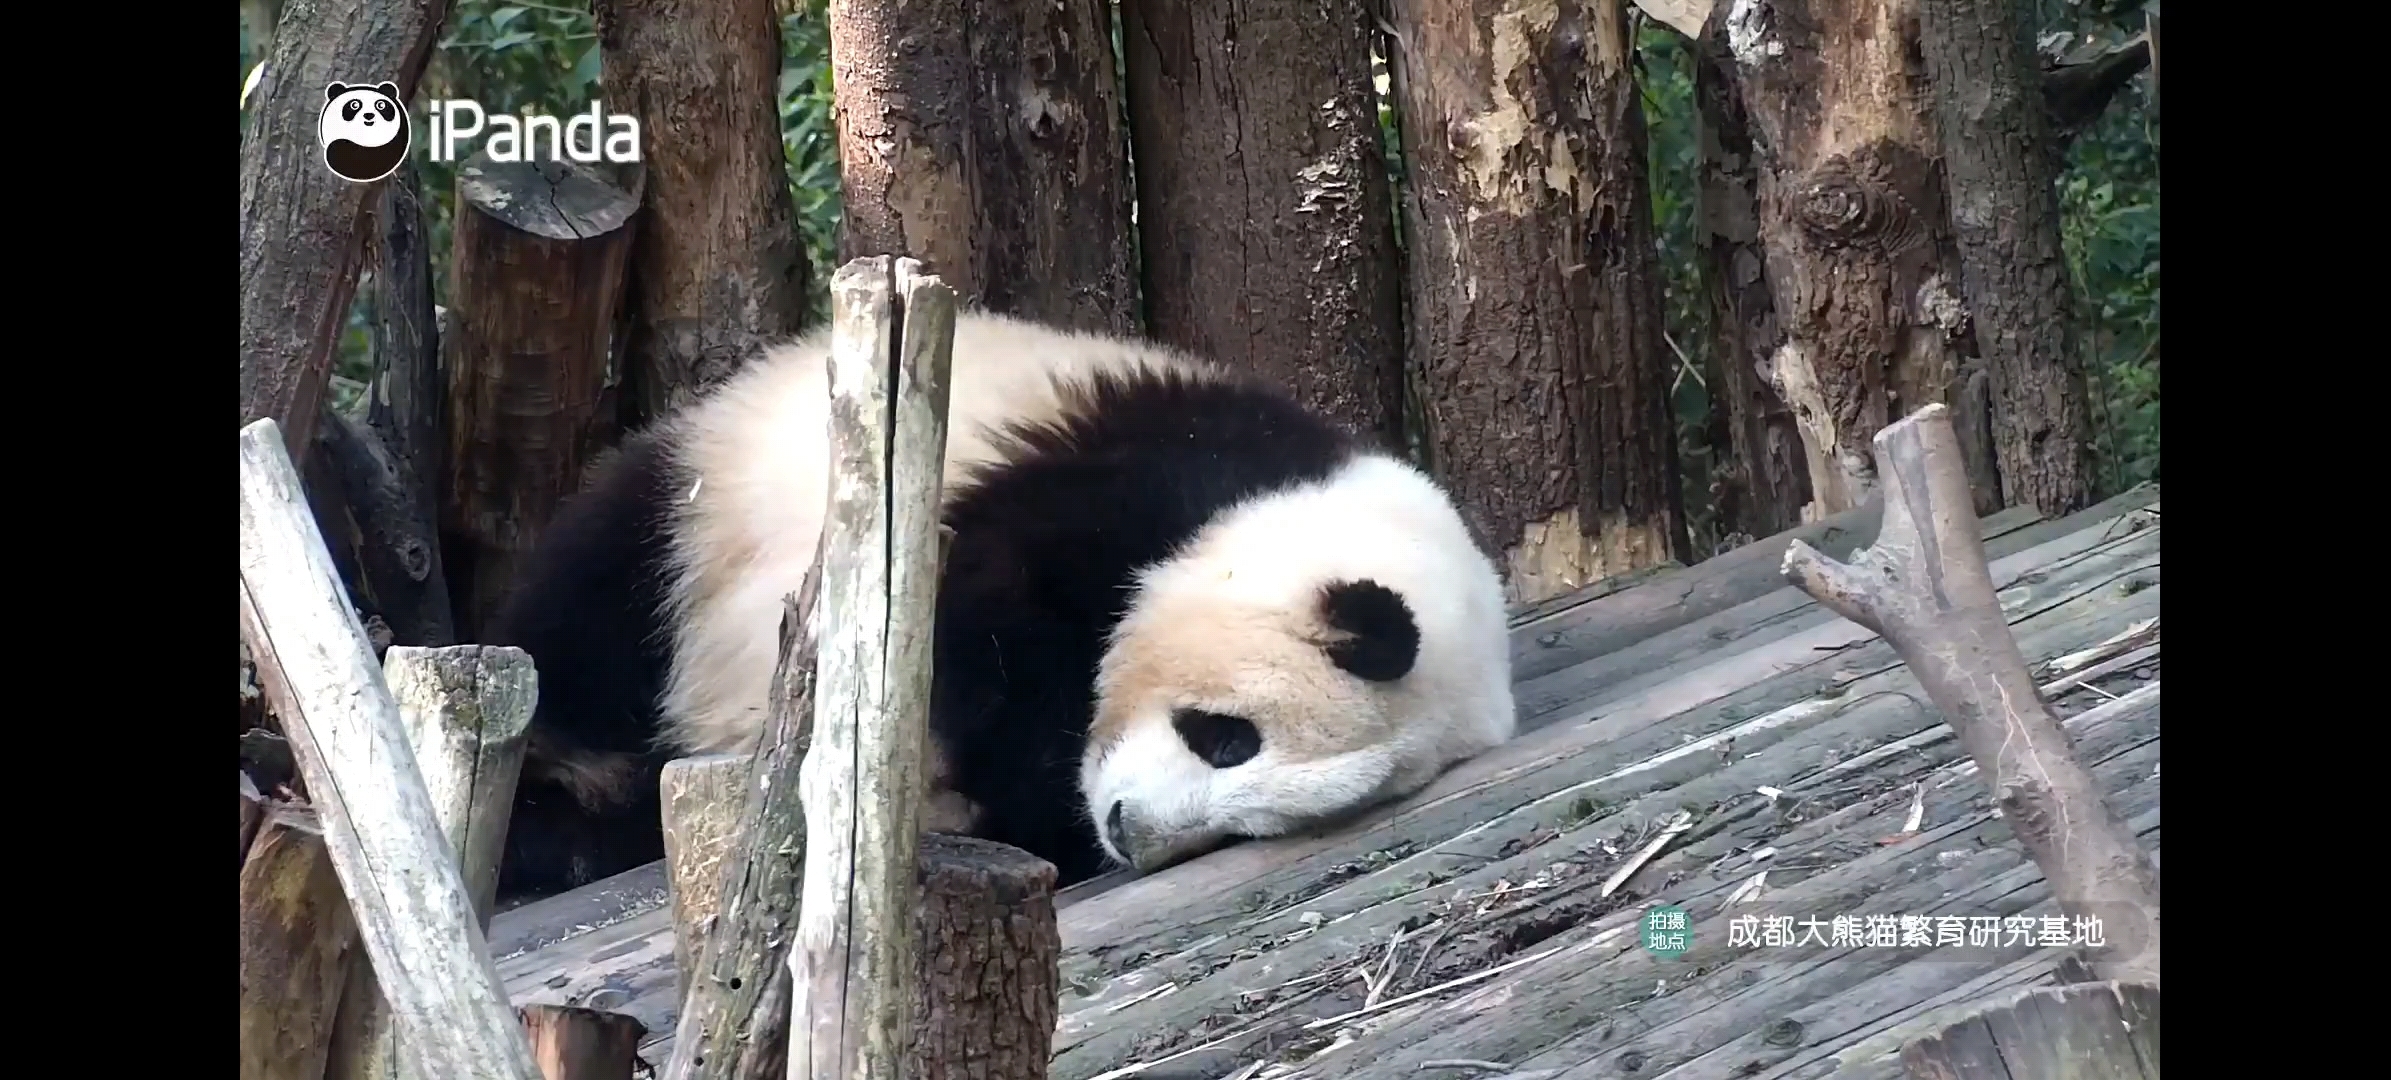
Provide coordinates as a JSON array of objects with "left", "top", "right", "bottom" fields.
[{"left": 1104, "top": 801, "right": 1127, "bottom": 853}]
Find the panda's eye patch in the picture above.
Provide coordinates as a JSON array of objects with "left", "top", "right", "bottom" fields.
[
  {"left": 377, "top": 100, "right": 395, "bottom": 119},
  {"left": 1172, "top": 708, "right": 1260, "bottom": 769},
  {"left": 344, "top": 100, "right": 361, "bottom": 120}
]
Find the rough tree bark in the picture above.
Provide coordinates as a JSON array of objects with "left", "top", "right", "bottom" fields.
[
  {"left": 827, "top": 0, "right": 1141, "bottom": 335},
  {"left": 238, "top": 807, "right": 360, "bottom": 1080},
  {"left": 1387, "top": 0, "right": 1689, "bottom": 604},
  {"left": 592, "top": 0, "right": 816, "bottom": 427},
  {"left": 307, "top": 410, "right": 454, "bottom": 652},
  {"left": 237, "top": 0, "right": 451, "bottom": 464},
  {"left": 1721, "top": 0, "right": 2001, "bottom": 519},
  {"left": 1120, "top": 0, "right": 1407, "bottom": 446},
  {"left": 366, "top": 159, "right": 449, "bottom": 532},
  {"left": 1916, "top": 0, "right": 2096, "bottom": 515},
  {"left": 1690, "top": 22, "right": 1809, "bottom": 542},
  {"left": 438, "top": 154, "right": 641, "bottom": 639},
  {"left": 1782, "top": 403, "right": 2159, "bottom": 987}
]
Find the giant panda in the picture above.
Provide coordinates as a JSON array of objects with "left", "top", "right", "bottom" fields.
[{"left": 487, "top": 311, "right": 1517, "bottom": 903}]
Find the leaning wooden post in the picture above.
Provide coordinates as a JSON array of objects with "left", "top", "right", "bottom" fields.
[
  {"left": 790, "top": 257, "right": 954, "bottom": 1080},
  {"left": 1781, "top": 403, "right": 2161, "bottom": 986},
  {"left": 661, "top": 564, "right": 826, "bottom": 1080},
  {"left": 325, "top": 644, "right": 540, "bottom": 1080},
  {"left": 238, "top": 417, "right": 544, "bottom": 1080}
]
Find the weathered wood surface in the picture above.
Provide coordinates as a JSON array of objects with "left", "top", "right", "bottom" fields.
[
  {"left": 239, "top": 417, "right": 544, "bottom": 1080},
  {"left": 1896, "top": 981, "right": 2158, "bottom": 1080},
  {"left": 788, "top": 258, "right": 953, "bottom": 1080},
  {"left": 1783, "top": 406, "right": 2158, "bottom": 985},
  {"left": 327, "top": 645, "right": 539, "bottom": 1080},
  {"left": 520, "top": 1003, "right": 649, "bottom": 1080},
  {"left": 660, "top": 753, "right": 749, "bottom": 986},
  {"left": 239, "top": 806, "right": 360, "bottom": 1080},
  {"left": 484, "top": 485, "right": 2157, "bottom": 1072}
]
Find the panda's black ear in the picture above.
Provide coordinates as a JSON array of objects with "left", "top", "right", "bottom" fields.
[
  {"left": 326, "top": 82, "right": 350, "bottom": 102},
  {"left": 374, "top": 82, "right": 400, "bottom": 101},
  {"left": 1318, "top": 579, "right": 1418, "bottom": 682}
]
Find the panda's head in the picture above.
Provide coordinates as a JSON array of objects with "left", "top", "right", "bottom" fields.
[
  {"left": 320, "top": 82, "right": 405, "bottom": 150},
  {"left": 1080, "top": 454, "right": 1516, "bottom": 874}
]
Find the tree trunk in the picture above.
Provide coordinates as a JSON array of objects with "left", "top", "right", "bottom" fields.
[
  {"left": 1916, "top": 0, "right": 2096, "bottom": 514},
  {"left": 365, "top": 158, "right": 450, "bottom": 535},
  {"left": 827, "top": 0, "right": 1141, "bottom": 335},
  {"left": 1690, "top": 25, "right": 1809, "bottom": 543},
  {"left": 1721, "top": 0, "right": 2000, "bottom": 519},
  {"left": 1120, "top": 0, "right": 1407, "bottom": 447},
  {"left": 237, "top": 0, "right": 451, "bottom": 465},
  {"left": 592, "top": 0, "right": 816, "bottom": 427},
  {"left": 1386, "top": 0, "right": 1688, "bottom": 605},
  {"left": 439, "top": 154, "right": 641, "bottom": 640},
  {"left": 239, "top": 809, "right": 360, "bottom": 1080}
]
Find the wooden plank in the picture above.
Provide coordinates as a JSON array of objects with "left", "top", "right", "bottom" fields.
[
  {"left": 488, "top": 860, "right": 671, "bottom": 961},
  {"left": 1045, "top": 595, "right": 2160, "bottom": 1077},
  {"left": 1897, "top": 981, "right": 2159, "bottom": 1080},
  {"left": 328, "top": 645, "right": 540, "bottom": 1080},
  {"left": 788, "top": 257, "right": 954, "bottom": 1080},
  {"left": 1510, "top": 497, "right": 2156, "bottom": 729},
  {"left": 238, "top": 416, "right": 543, "bottom": 1080},
  {"left": 1053, "top": 511, "right": 2159, "bottom": 981}
]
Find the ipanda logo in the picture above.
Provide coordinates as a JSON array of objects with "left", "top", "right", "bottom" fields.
[
  {"left": 425, "top": 99, "right": 643, "bottom": 165},
  {"left": 318, "top": 81, "right": 411, "bottom": 184}
]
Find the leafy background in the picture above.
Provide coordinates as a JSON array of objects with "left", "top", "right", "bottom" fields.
[{"left": 240, "top": 0, "right": 2156, "bottom": 559}]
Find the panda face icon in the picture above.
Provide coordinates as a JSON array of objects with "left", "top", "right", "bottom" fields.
[{"left": 318, "top": 81, "right": 411, "bottom": 183}]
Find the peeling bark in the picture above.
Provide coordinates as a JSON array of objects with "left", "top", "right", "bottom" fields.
[
  {"left": 1388, "top": 0, "right": 1688, "bottom": 604},
  {"left": 1722, "top": 0, "right": 2000, "bottom": 518},
  {"left": 1122, "top": 0, "right": 1407, "bottom": 446}
]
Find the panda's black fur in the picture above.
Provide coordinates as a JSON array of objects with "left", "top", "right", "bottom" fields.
[{"left": 488, "top": 361, "right": 1366, "bottom": 903}]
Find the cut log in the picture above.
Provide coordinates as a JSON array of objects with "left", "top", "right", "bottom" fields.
[
  {"left": 590, "top": 0, "right": 814, "bottom": 425},
  {"left": 827, "top": 0, "right": 1140, "bottom": 334},
  {"left": 1721, "top": 0, "right": 1997, "bottom": 518},
  {"left": 239, "top": 416, "right": 544, "bottom": 1080},
  {"left": 327, "top": 645, "right": 540, "bottom": 1080},
  {"left": 1781, "top": 403, "right": 2159, "bottom": 985},
  {"left": 787, "top": 257, "right": 954, "bottom": 1080},
  {"left": 438, "top": 152, "right": 641, "bottom": 639},
  {"left": 1386, "top": 0, "right": 1688, "bottom": 604},
  {"left": 520, "top": 1004, "right": 649, "bottom": 1080},
  {"left": 910, "top": 834, "right": 1062, "bottom": 1080},
  {"left": 660, "top": 570, "right": 825, "bottom": 1080},
  {"left": 659, "top": 752, "right": 750, "bottom": 987},
  {"left": 1898, "top": 980, "right": 2159, "bottom": 1079},
  {"left": 238, "top": 806, "right": 360, "bottom": 1080},
  {"left": 237, "top": 0, "right": 451, "bottom": 464},
  {"left": 1120, "top": 0, "right": 1406, "bottom": 446},
  {"left": 1916, "top": 0, "right": 2095, "bottom": 515}
]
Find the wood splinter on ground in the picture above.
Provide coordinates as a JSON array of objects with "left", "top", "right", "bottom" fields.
[{"left": 1777, "top": 403, "right": 2160, "bottom": 1012}]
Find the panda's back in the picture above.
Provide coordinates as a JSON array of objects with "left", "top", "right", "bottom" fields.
[{"left": 655, "top": 312, "right": 1224, "bottom": 756}]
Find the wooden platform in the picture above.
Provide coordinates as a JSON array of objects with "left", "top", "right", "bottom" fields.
[{"left": 485, "top": 484, "right": 2161, "bottom": 1077}]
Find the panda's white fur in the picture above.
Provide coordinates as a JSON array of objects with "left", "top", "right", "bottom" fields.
[
  {"left": 654, "top": 314, "right": 1212, "bottom": 762},
  {"left": 1082, "top": 453, "right": 1513, "bottom": 870},
  {"left": 489, "top": 310, "right": 1516, "bottom": 897}
]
